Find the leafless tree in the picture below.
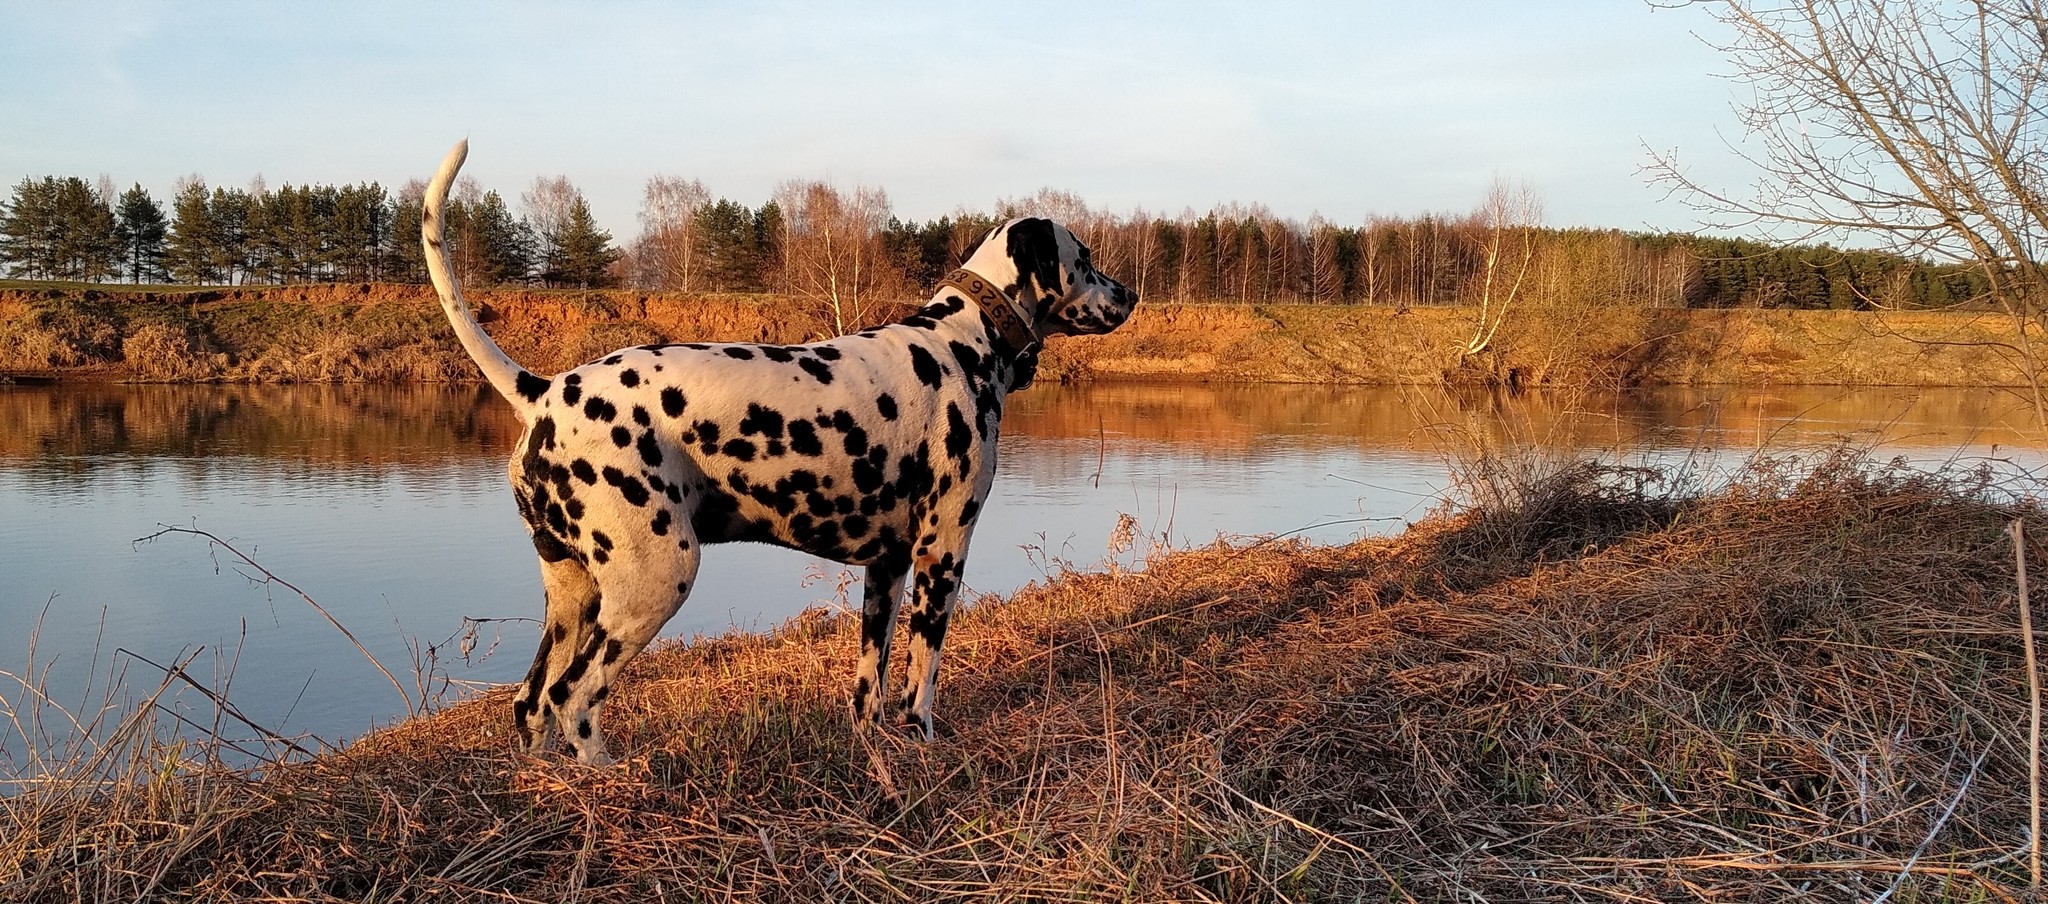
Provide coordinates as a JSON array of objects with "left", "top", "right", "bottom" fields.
[
  {"left": 1649, "top": 0, "right": 2048, "bottom": 415},
  {"left": 1461, "top": 179, "right": 1543, "bottom": 360},
  {"left": 777, "top": 180, "right": 903, "bottom": 334},
  {"left": 635, "top": 175, "right": 710, "bottom": 291},
  {"left": 521, "top": 175, "right": 579, "bottom": 277},
  {"left": 1309, "top": 214, "right": 1342, "bottom": 303}
]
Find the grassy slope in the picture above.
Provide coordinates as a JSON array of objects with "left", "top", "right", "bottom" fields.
[
  {"left": 0, "top": 282, "right": 2037, "bottom": 386},
  {"left": 2, "top": 454, "right": 2039, "bottom": 901}
]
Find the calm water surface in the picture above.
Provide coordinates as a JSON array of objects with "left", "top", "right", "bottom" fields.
[{"left": 2, "top": 382, "right": 2042, "bottom": 755}]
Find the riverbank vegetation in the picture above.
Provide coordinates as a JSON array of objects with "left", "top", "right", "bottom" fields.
[
  {"left": 0, "top": 168, "right": 1997, "bottom": 313},
  {"left": 1, "top": 450, "right": 2039, "bottom": 901},
  {"left": 0, "top": 282, "right": 2034, "bottom": 388}
]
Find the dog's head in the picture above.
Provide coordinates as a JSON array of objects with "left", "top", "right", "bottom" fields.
[{"left": 963, "top": 217, "right": 1137, "bottom": 338}]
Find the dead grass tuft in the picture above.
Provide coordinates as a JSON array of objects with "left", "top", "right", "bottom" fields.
[{"left": 3, "top": 452, "right": 2042, "bottom": 901}]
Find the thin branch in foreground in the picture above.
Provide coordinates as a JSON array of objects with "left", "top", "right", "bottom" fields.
[{"left": 136, "top": 524, "right": 416, "bottom": 716}]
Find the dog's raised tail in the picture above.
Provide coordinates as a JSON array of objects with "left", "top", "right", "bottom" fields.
[{"left": 424, "top": 140, "right": 550, "bottom": 420}]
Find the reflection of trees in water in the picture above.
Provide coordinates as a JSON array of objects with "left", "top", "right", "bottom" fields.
[
  {"left": 0, "top": 384, "right": 522, "bottom": 477},
  {"left": 1, "top": 383, "right": 2036, "bottom": 482},
  {"left": 1005, "top": 383, "right": 2044, "bottom": 454}
]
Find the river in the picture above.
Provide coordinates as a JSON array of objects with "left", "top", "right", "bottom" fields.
[{"left": 2, "top": 381, "right": 2041, "bottom": 758}]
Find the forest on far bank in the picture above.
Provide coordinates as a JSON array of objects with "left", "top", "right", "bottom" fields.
[{"left": 0, "top": 171, "right": 1998, "bottom": 316}]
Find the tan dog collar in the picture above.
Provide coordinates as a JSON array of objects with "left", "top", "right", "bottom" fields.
[{"left": 937, "top": 268, "right": 1040, "bottom": 357}]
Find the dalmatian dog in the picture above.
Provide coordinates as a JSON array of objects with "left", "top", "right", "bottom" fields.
[{"left": 422, "top": 141, "right": 1137, "bottom": 764}]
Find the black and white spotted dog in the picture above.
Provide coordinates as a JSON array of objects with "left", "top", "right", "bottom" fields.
[{"left": 423, "top": 141, "right": 1137, "bottom": 764}]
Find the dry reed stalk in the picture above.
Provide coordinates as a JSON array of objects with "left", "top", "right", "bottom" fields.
[{"left": 2015, "top": 518, "right": 2043, "bottom": 893}]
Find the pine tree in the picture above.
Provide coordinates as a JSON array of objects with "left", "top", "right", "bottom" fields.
[
  {"left": 114, "top": 184, "right": 168, "bottom": 283},
  {"left": 692, "top": 198, "right": 759, "bottom": 291},
  {"left": 206, "top": 187, "right": 253, "bottom": 284},
  {"left": 469, "top": 190, "right": 533, "bottom": 285},
  {"left": 329, "top": 182, "right": 389, "bottom": 282},
  {"left": 0, "top": 177, "right": 58, "bottom": 279},
  {"left": 387, "top": 180, "right": 428, "bottom": 284},
  {"left": 165, "top": 179, "right": 218, "bottom": 283},
  {"left": 2, "top": 177, "right": 119, "bottom": 281},
  {"left": 754, "top": 200, "right": 785, "bottom": 293},
  {"left": 550, "top": 197, "right": 620, "bottom": 288}
]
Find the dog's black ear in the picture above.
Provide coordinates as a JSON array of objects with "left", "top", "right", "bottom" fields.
[{"left": 1004, "top": 218, "right": 1063, "bottom": 304}]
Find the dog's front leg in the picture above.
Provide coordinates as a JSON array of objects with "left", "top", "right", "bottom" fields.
[{"left": 896, "top": 547, "right": 968, "bottom": 740}]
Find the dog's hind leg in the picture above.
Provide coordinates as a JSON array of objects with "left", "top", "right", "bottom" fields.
[
  {"left": 514, "top": 556, "right": 599, "bottom": 753},
  {"left": 546, "top": 528, "right": 701, "bottom": 765},
  {"left": 852, "top": 556, "right": 908, "bottom": 726}
]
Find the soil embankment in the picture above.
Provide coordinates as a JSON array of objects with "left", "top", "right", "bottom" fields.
[{"left": 0, "top": 282, "right": 2034, "bottom": 386}]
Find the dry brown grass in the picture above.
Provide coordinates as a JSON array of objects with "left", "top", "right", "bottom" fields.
[
  {"left": 5, "top": 284, "right": 2044, "bottom": 388},
  {"left": 3, "top": 451, "right": 2044, "bottom": 901}
]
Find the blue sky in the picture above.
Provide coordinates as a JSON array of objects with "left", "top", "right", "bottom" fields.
[{"left": 2, "top": 1, "right": 1746, "bottom": 239}]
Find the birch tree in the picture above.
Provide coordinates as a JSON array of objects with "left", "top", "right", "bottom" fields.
[{"left": 1650, "top": 0, "right": 2048, "bottom": 414}]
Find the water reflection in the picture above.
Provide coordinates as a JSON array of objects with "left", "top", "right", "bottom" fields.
[{"left": 1, "top": 381, "right": 2040, "bottom": 751}]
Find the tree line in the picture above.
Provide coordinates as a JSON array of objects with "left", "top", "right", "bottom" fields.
[{"left": 0, "top": 170, "right": 1995, "bottom": 314}]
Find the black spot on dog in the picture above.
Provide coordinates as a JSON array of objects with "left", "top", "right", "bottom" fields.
[
  {"left": 611, "top": 425, "right": 632, "bottom": 448},
  {"left": 843, "top": 425, "right": 868, "bottom": 457},
  {"left": 739, "top": 403, "right": 785, "bottom": 438},
  {"left": 959, "top": 499, "right": 980, "bottom": 526},
  {"left": 548, "top": 681, "right": 569, "bottom": 705},
  {"left": 788, "top": 419, "right": 822, "bottom": 456},
  {"left": 853, "top": 457, "right": 885, "bottom": 493},
  {"left": 798, "top": 357, "right": 835, "bottom": 384},
  {"left": 815, "top": 346, "right": 842, "bottom": 361},
  {"left": 591, "top": 547, "right": 609, "bottom": 564},
  {"left": 531, "top": 528, "right": 573, "bottom": 562},
  {"left": 583, "top": 396, "right": 617, "bottom": 422},
  {"left": 632, "top": 405, "right": 651, "bottom": 427},
  {"left": 660, "top": 387, "right": 687, "bottom": 417},
  {"left": 602, "top": 638, "right": 623, "bottom": 665},
  {"left": 650, "top": 508, "right": 671, "bottom": 535},
  {"left": 876, "top": 394, "right": 898, "bottom": 420},
  {"left": 1005, "top": 217, "right": 1063, "bottom": 302},
  {"left": 602, "top": 354, "right": 623, "bottom": 366},
  {"left": 602, "top": 466, "right": 651, "bottom": 506},
  {"left": 723, "top": 346, "right": 755, "bottom": 360},
  {"left": 949, "top": 341, "right": 983, "bottom": 376},
  {"left": 572, "top": 459, "right": 597, "bottom": 484},
  {"left": 637, "top": 431, "right": 663, "bottom": 466},
  {"left": 591, "top": 530, "right": 613, "bottom": 551},
  {"left": 761, "top": 346, "right": 794, "bottom": 363},
  {"left": 577, "top": 719, "right": 591, "bottom": 739},
  {"left": 676, "top": 580, "right": 690, "bottom": 594},
  {"left": 722, "top": 438, "right": 757, "bottom": 461},
  {"left": 619, "top": 369, "right": 640, "bottom": 388},
  {"left": 945, "top": 403, "right": 972, "bottom": 459},
  {"left": 565, "top": 499, "right": 584, "bottom": 520},
  {"left": 908, "top": 345, "right": 942, "bottom": 387},
  {"left": 515, "top": 370, "right": 550, "bottom": 403}
]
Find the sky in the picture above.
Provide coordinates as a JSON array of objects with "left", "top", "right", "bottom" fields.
[{"left": 0, "top": 1, "right": 1752, "bottom": 241}]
